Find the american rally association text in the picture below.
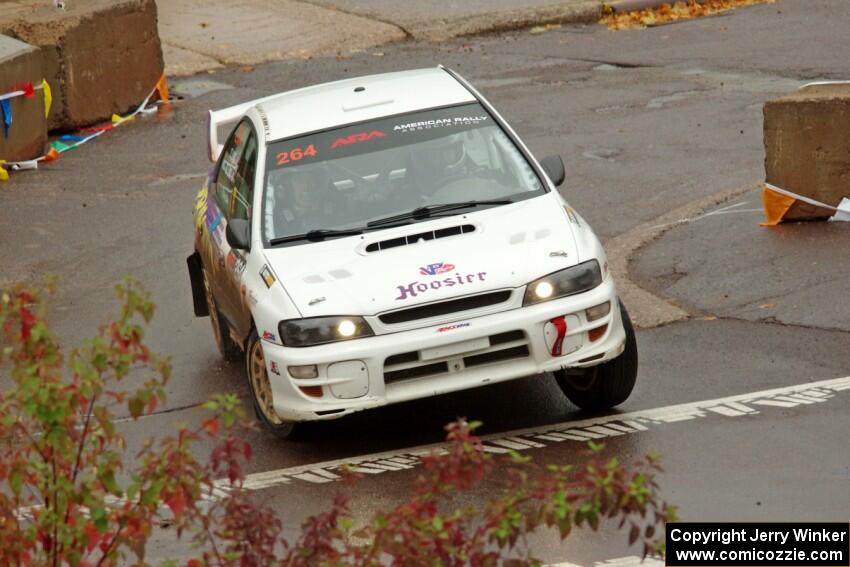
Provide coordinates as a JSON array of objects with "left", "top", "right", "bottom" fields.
[{"left": 669, "top": 527, "right": 848, "bottom": 546}]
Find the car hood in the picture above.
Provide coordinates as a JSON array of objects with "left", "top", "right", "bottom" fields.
[{"left": 262, "top": 193, "right": 581, "bottom": 318}]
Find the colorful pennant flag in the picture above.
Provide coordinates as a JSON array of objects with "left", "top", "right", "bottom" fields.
[
  {"left": 42, "top": 79, "right": 52, "bottom": 118},
  {"left": 0, "top": 99, "right": 11, "bottom": 139},
  {"left": 1, "top": 74, "right": 170, "bottom": 182},
  {"left": 761, "top": 182, "right": 843, "bottom": 225},
  {"left": 155, "top": 73, "right": 170, "bottom": 107}
]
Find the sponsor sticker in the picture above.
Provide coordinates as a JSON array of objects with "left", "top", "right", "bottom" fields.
[
  {"left": 276, "top": 143, "right": 317, "bottom": 167},
  {"left": 420, "top": 261, "right": 456, "bottom": 276},
  {"left": 436, "top": 322, "right": 470, "bottom": 333},
  {"left": 396, "top": 270, "right": 488, "bottom": 301},
  {"left": 331, "top": 131, "right": 385, "bottom": 149},
  {"left": 262, "top": 330, "right": 277, "bottom": 342},
  {"left": 270, "top": 361, "right": 281, "bottom": 375},
  {"left": 227, "top": 250, "right": 246, "bottom": 274},
  {"left": 260, "top": 265, "right": 276, "bottom": 288},
  {"left": 393, "top": 115, "right": 488, "bottom": 133}
]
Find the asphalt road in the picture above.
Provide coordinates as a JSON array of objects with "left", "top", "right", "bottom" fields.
[{"left": 2, "top": 1, "right": 849, "bottom": 564}]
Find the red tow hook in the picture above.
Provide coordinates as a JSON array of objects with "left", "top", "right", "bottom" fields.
[{"left": 550, "top": 316, "right": 568, "bottom": 356}]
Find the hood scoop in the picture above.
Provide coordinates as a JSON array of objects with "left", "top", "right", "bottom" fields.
[{"left": 364, "top": 224, "right": 476, "bottom": 253}]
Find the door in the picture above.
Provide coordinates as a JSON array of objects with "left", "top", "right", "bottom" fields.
[{"left": 208, "top": 119, "right": 258, "bottom": 337}]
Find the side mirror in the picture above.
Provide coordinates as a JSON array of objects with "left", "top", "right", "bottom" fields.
[
  {"left": 226, "top": 218, "right": 250, "bottom": 250},
  {"left": 540, "top": 155, "right": 565, "bottom": 187}
]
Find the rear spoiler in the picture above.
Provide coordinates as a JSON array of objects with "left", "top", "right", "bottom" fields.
[{"left": 206, "top": 92, "right": 283, "bottom": 162}]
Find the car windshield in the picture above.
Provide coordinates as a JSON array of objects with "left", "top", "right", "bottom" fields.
[{"left": 262, "top": 103, "right": 546, "bottom": 246}]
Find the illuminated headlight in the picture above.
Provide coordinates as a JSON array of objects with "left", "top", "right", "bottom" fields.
[
  {"left": 522, "top": 260, "right": 603, "bottom": 306},
  {"left": 533, "top": 281, "right": 554, "bottom": 299},
  {"left": 279, "top": 316, "right": 374, "bottom": 348}
]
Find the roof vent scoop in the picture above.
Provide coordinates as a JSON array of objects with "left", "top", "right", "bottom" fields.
[
  {"left": 354, "top": 86, "right": 365, "bottom": 92},
  {"left": 342, "top": 97, "right": 393, "bottom": 112}
]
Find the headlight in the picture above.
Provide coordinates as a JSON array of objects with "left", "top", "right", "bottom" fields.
[
  {"left": 279, "top": 316, "right": 374, "bottom": 347},
  {"left": 522, "top": 260, "right": 603, "bottom": 306}
]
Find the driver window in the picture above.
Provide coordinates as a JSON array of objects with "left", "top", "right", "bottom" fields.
[
  {"left": 214, "top": 121, "right": 253, "bottom": 218},
  {"left": 232, "top": 130, "right": 257, "bottom": 220}
]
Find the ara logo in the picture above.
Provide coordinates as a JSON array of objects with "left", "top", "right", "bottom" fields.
[
  {"left": 419, "top": 262, "right": 456, "bottom": 276},
  {"left": 330, "top": 130, "right": 385, "bottom": 149}
]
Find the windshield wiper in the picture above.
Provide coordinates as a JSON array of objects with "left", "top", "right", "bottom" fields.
[
  {"left": 269, "top": 228, "right": 364, "bottom": 245},
  {"left": 367, "top": 199, "right": 514, "bottom": 228},
  {"left": 269, "top": 221, "right": 414, "bottom": 246}
]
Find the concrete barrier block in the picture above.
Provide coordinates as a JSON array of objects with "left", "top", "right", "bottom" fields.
[
  {"left": 764, "top": 84, "right": 850, "bottom": 221},
  {"left": 0, "top": 34, "right": 46, "bottom": 162},
  {"left": 2, "top": 0, "right": 164, "bottom": 131}
]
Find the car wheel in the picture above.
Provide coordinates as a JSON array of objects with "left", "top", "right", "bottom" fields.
[
  {"left": 203, "top": 268, "right": 242, "bottom": 362},
  {"left": 553, "top": 301, "right": 638, "bottom": 411},
  {"left": 245, "top": 330, "right": 300, "bottom": 439}
]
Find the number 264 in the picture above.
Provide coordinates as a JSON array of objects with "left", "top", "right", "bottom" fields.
[{"left": 277, "top": 144, "right": 317, "bottom": 166}]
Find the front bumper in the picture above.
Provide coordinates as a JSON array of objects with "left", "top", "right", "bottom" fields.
[{"left": 262, "top": 278, "right": 625, "bottom": 422}]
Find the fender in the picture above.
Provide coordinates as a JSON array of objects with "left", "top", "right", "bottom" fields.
[{"left": 186, "top": 251, "right": 209, "bottom": 317}]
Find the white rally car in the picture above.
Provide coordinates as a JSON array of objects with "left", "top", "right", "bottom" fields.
[{"left": 187, "top": 66, "right": 637, "bottom": 438}]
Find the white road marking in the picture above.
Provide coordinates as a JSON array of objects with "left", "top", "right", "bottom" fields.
[
  {"left": 217, "top": 376, "right": 850, "bottom": 492},
  {"left": 292, "top": 472, "right": 335, "bottom": 483},
  {"left": 707, "top": 405, "right": 746, "bottom": 416},
  {"left": 752, "top": 399, "right": 797, "bottom": 408}
]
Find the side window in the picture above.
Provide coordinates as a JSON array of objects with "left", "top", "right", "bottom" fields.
[
  {"left": 232, "top": 130, "right": 257, "bottom": 220},
  {"left": 214, "top": 121, "right": 253, "bottom": 218}
]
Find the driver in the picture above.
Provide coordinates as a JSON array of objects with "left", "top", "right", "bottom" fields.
[
  {"left": 408, "top": 133, "right": 471, "bottom": 196},
  {"left": 273, "top": 165, "right": 338, "bottom": 234}
]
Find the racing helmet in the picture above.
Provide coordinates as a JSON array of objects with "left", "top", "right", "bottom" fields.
[{"left": 412, "top": 132, "right": 468, "bottom": 184}]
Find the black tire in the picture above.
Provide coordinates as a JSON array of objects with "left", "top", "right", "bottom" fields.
[
  {"left": 202, "top": 268, "right": 242, "bottom": 362},
  {"left": 554, "top": 301, "right": 638, "bottom": 411},
  {"left": 245, "top": 330, "right": 301, "bottom": 440}
]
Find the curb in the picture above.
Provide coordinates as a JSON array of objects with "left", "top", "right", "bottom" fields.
[
  {"left": 416, "top": 1, "right": 603, "bottom": 41},
  {"left": 604, "top": 0, "right": 674, "bottom": 12},
  {"left": 605, "top": 183, "right": 757, "bottom": 329}
]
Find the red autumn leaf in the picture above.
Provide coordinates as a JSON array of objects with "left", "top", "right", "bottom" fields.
[
  {"left": 166, "top": 488, "right": 187, "bottom": 517},
  {"left": 146, "top": 394, "right": 157, "bottom": 414},
  {"left": 84, "top": 522, "right": 103, "bottom": 552},
  {"left": 19, "top": 306, "right": 35, "bottom": 341},
  {"left": 202, "top": 417, "right": 219, "bottom": 436}
]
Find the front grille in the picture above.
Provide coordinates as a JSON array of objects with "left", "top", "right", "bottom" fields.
[
  {"left": 383, "top": 330, "right": 529, "bottom": 385},
  {"left": 385, "top": 361, "right": 448, "bottom": 384},
  {"left": 463, "top": 345, "right": 530, "bottom": 368},
  {"left": 379, "top": 290, "right": 512, "bottom": 325},
  {"left": 489, "top": 330, "right": 524, "bottom": 346},
  {"left": 385, "top": 351, "right": 419, "bottom": 366}
]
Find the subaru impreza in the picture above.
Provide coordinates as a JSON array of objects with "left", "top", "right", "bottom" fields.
[{"left": 187, "top": 66, "right": 638, "bottom": 438}]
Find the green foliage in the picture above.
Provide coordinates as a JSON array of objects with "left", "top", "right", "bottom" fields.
[
  {"left": 0, "top": 278, "right": 242, "bottom": 566},
  {"left": 0, "top": 278, "right": 676, "bottom": 566}
]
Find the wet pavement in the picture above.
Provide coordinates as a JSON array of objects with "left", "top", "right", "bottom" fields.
[{"left": 2, "top": 0, "right": 849, "bottom": 563}]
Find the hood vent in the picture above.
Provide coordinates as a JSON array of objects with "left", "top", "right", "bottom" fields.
[{"left": 365, "top": 224, "right": 476, "bottom": 253}]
